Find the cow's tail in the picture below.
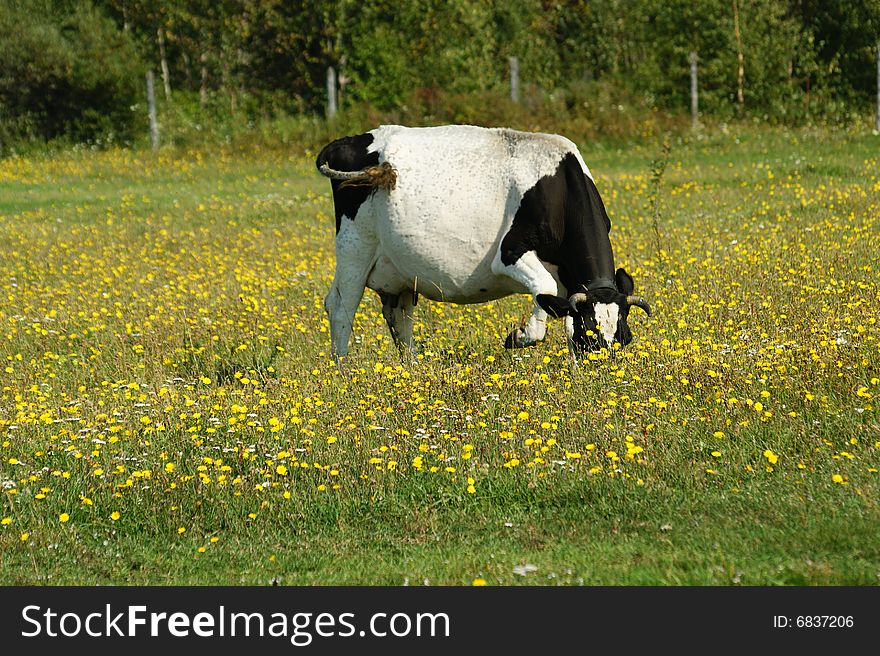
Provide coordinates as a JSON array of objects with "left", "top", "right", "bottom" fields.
[{"left": 318, "top": 161, "right": 397, "bottom": 192}]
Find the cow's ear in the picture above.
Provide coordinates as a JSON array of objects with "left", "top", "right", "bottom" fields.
[
  {"left": 536, "top": 294, "right": 573, "bottom": 318},
  {"left": 615, "top": 268, "right": 634, "bottom": 295}
]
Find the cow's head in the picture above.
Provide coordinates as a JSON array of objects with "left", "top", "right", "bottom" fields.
[{"left": 536, "top": 268, "right": 651, "bottom": 352}]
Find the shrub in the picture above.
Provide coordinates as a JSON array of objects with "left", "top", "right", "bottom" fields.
[{"left": 0, "top": 1, "right": 143, "bottom": 149}]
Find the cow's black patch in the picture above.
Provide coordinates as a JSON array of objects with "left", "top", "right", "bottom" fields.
[
  {"left": 316, "top": 133, "right": 379, "bottom": 233},
  {"left": 500, "top": 153, "right": 616, "bottom": 293}
]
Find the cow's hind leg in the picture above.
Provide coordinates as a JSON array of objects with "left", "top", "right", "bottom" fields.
[
  {"left": 325, "top": 224, "right": 377, "bottom": 360},
  {"left": 325, "top": 281, "right": 368, "bottom": 360},
  {"left": 379, "top": 291, "right": 417, "bottom": 356}
]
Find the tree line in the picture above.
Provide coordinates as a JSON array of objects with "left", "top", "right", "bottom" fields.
[{"left": 1, "top": 0, "right": 878, "bottom": 148}]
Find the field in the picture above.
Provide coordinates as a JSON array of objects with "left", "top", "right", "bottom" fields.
[{"left": 0, "top": 126, "right": 878, "bottom": 585}]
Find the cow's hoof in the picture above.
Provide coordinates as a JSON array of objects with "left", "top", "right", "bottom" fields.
[{"left": 504, "top": 329, "right": 532, "bottom": 349}]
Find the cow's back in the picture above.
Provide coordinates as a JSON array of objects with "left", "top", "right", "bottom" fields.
[{"left": 372, "top": 124, "right": 590, "bottom": 188}]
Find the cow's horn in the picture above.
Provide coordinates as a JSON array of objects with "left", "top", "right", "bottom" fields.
[
  {"left": 568, "top": 293, "right": 589, "bottom": 309},
  {"left": 627, "top": 295, "right": 652, "bottom": 316}
]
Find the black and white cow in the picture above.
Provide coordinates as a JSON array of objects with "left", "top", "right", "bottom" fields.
[{"left": 315, "top": 124, "right": 650, "bottom": 359}]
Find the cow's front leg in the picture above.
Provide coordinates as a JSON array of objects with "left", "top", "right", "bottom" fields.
[
  {"left": 325, "top": 221, "right": 377, "bottom": 359},
  {"left": 492, "top": 250, "right": 563, "bottom": 349},
  {"left": 379, "top": 290, "right": 417, "bottom": 356},
  {"left": 504, "top": 302, "right": 549, "bottom": 348}
]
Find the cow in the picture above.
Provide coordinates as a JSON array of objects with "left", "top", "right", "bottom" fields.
[{"left": 315, "top": 124, "right": 650, "bottom": 360}]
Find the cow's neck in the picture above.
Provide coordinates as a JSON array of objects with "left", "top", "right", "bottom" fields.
[{"left": 562, "top": 176, "right": 617, "bottom": 294}]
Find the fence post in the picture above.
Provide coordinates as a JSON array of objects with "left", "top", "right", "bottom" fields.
[
  {"left": 157, "top": 27, "right": 172, "bottom": 100},
  {"left": 326, "top": 66, "right": 338, "bottom": 119},
  {"left": 146, "top": 70, "right": 159, "bottom": 152},
  {"left": 689, "top": 51, "right": 699, "bottom": 129},
  {"left": 509, "top": 56, "right": 520, "bottom": 104}
]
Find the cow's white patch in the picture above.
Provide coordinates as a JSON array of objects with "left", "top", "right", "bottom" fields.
[
  {"left": 491, "top": 250, "right": 560, "bottom": 298},
  {"left": 563, "top": 316, "right": 575, "bottom": 341},
  {"left": 593, "top": 302, "right": 619, "bottom": 345}
]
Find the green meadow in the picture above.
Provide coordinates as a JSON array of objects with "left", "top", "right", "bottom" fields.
[{"left": 1, "top": 125, "right": 878, "bottom": 585}]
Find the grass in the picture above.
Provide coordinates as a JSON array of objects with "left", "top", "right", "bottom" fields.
[{"left": 0, "top": 124, "right": 878, "bottom": 585}]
